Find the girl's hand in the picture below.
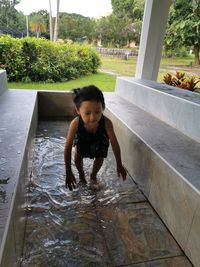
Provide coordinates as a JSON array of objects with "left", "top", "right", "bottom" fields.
[
  {"left": 117, "top": 165, "right": 127, "bottom": 181},
  {"left": 66, "top": 172, "right": 77, "bottom": 191}
]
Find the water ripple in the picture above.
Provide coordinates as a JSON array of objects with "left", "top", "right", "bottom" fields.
[{"left": 20, "top": 119, "right": 140, "bottom": 267}]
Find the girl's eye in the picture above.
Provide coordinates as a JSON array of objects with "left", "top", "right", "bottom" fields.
[{"left": 85, "top": 112, "right": 91, "bottom": 115}]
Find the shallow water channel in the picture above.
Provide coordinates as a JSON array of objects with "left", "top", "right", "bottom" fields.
[{"left": 20, "top": 119, "right": 192, "bottom": 267}]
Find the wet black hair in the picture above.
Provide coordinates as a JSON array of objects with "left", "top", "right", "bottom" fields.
[{"left": 73, "top": 85, "right": 105, "bottom": 110}]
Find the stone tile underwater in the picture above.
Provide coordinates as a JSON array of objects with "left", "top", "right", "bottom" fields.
[{"left": 20, "top": 119, "right": 193, "bottom": 267}]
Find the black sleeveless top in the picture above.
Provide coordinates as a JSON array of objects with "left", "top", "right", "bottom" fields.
[{"left": 73, "top": 115, "right": 109, "bottom": 158}]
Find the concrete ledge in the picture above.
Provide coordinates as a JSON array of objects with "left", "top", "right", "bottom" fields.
[
  {"left": 0, "top": 89, "right": 38, "bottom": 267},
  {"left": 104, "top": 92, "right": 200, "bottom": 267},
  {"left": 38, "top": 90, "right": 75, "bottom": 118},
  {"left": 0, "top": 71, "right": 7, "bottom": 96},
  {"left": 116, "top": 77, "right": 200, "bottom": 143}
]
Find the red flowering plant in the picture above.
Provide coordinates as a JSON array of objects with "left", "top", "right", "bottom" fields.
[{"left": 163, "top": 71, "right": 200, "bottom": 92}]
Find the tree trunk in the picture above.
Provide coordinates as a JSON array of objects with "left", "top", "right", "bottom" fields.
[
  {"left": 49, "top": 0, "right": 53, "bottom": 41},
  {"left": 194, "top": 43, "right": 200, "bottom": 65},
  {"left": 53, "top": 0, "right": 60, "bottom": 42}
]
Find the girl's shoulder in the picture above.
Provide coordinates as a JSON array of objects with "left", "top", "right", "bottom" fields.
[
  {"left": 66, "top": 117, "right": 79, "bottom": 139},
  {"left": 69, "top": 116, "right": 79, "bottom": 129},
  {"left": 103, "top": 115, "right": 112, "bottom": 124}
]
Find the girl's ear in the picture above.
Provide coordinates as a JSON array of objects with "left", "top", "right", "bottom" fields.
[{"left": 75, "top": 106, "right": 80, "bottom": 115}]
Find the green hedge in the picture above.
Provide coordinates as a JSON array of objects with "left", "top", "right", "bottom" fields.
[{"left": 0, "top": 35, "right": 101, "bottom": 82}]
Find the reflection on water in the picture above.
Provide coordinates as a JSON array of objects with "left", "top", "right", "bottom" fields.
[{"left": 20, "top": 119, "right": 144, "bottom": 267}]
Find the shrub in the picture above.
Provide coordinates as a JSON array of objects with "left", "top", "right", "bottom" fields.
[
  {"left": 163, "top": 71, "right": 200, "bottom": 92},
  {"left": 0, "top": 35, "right": 101, "bottom": 82},
  {"left": 0, "top": 35, "right": 25, "bottom": 81}
]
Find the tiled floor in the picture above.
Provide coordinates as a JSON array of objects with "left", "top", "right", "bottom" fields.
[{"left": 21, "top": 120, "right": 193, "bottom": 267}]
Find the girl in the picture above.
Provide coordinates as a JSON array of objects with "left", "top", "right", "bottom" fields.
[{"left": 64, "top": 85, "right": 127, "bottom": 191}]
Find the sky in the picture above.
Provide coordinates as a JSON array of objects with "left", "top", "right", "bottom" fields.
[{"left": 16, "top": 0, "right": 113, "bottom": 18}]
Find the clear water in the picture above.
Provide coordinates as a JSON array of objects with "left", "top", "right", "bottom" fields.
[
  {"left": 20, "top": 119, "right": 144, "bottom": 267},
  {"left": 19, "top": 119, "right": 192, "bottom": 267}
]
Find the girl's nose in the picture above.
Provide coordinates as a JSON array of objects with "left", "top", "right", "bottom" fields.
[{"left": 90, "top": 113, "right": 96, "bottom": 122}]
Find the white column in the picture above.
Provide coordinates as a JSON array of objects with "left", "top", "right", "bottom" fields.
[
  {"left": 135, "top": 0, "right": 171, "bottom": 81},
  {"left": 26, "top": 15, "right": 29, "bottom": 37}
]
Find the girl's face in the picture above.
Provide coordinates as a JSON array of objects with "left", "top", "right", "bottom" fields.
[{"left": 76, "top": 100, "right": 103, "bottom": 127}]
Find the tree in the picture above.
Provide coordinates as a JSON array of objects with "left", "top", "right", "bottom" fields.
[
  {"left": 109, "top": 0, "right": 144, "bottom": 47},
  {"left": 125, "top": 20, "right": 142, "bottom": 46},
  {"left": 112, "top": 0, "right": 135, "bottom": 19},
  {"left": 59, "top": 13, "right": 95, "bottom": 42},
  {"left": 29, "top": 20, "right": 46, "bottom": 38},
  {"left": 94, "top": 11, "right": 142, "bottom": 48},
  {"left": 29, "top": 11, "right": 48, "bottom": 38},
  {"left": 95, "top": 14, "right": 128, "bottom": 47},
  {"left": 95, "top": 14, "right": 120, "bottom": 47},
  {"left": 111, "top": 0, "right": 144, "bottom": 20},
  {"left": 165, "top": 0, "right": 200, "bottom": 65},
  {"left": 0, "top": 0, "right": 21, "bottom": 28}
]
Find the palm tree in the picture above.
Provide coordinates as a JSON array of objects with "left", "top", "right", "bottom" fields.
[
  {"left": 29, "top": 12, "right": 48, "bottom": 38},
  {"left": 30, "top": 19, "right": 46, "bottom": 38},
  {"left": 53, "top": 0, "right": 60, "bottom": 42}
]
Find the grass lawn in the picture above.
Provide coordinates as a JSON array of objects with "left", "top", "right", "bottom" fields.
[
  {"left": 8, "top": 72, "right": 116, "bottom": 92},
  {"left": 100, "top": 56, "right": 137, "bottom": 76},
  {"left": 100, "top": 55, "right": 196, "bottom": 82}
]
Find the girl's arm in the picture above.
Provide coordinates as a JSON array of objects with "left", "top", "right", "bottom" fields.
[
  {"left": 64, "top": 117, "right": 78, "bottom": 190},
  {"left": 105, "top": 116, "right": 127, "bottom": 180}
]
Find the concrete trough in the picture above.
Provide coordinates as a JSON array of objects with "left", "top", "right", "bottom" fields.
[{"left": 0, "top": 72, "right": 200, "bottom": 266}]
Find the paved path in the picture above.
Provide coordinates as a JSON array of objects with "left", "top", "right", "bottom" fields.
[{"left": 100, "top": 66, "right": 200, "bottom": 77}]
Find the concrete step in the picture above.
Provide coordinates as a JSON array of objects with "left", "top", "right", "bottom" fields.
[
  {"left": 104, "top": 90, "right": 200, "bottom": 267},
  {"left": 116, "top": 77, "right": 200, "bottom": 143}
]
